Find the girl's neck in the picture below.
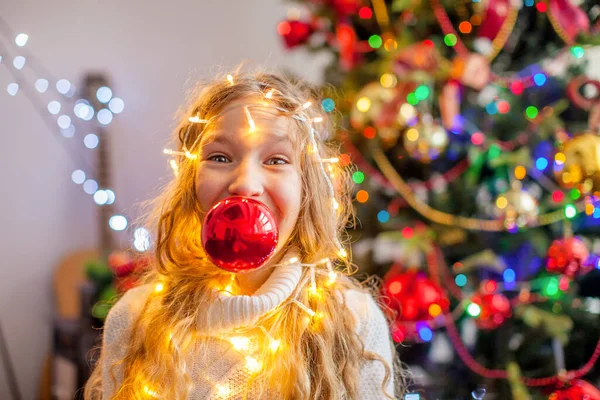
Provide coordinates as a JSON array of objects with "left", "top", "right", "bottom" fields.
[{"left": 234, "top": 249, "right": 285, "bottom": 295}]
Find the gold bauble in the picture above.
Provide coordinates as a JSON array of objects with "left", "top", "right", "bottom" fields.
[
  {"left": 555, "top": 131, "right": 600, "bottom": 194},
  {"left": 350, "top": 82, "right": 396, "bottom": 130}
]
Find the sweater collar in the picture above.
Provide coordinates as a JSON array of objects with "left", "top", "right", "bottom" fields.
[{"left": 196, "top": 249, "right": 303, "bottom": 335}]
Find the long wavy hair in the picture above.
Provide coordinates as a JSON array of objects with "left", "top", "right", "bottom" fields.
[{"left": 84, "top": 68, "right": 402, "bottom": 399}]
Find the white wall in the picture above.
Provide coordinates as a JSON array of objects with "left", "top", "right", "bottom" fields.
[{"left": 0, "top": 1, "right": 329, "bottom": 398}]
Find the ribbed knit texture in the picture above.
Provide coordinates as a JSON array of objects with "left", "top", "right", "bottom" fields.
[{"left": 100, "top": 253, "right": 395, "bottom": 399}]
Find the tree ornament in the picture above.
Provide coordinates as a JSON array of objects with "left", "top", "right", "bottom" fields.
[
  {"left": 329, "top": 0, "right": 361, "bottom": 17},
  {"left": 471, "top": 286, "right": 512, "bottom": 330},
  {"left": 450, "top": 53, "right": 491, "bottom": 91},
  {"left": 547, "top": 0, "right": 591, "bottom": 45},
  {"left": 546, "top": 236, "right": 591, "bottom": 279},
  {"left": 202, "top": 197, "right": 279, "bottom": 273},
  {"left": 403, "top": 116, "right": 449, "bottom": 163},
  {"left": 350, "top": 81, "right": 396, "bottom": 130},
  {"left": 549, "top": 379, "right": 600, "bottom": 400},
  {"left": 382, "top": 266, "right": 449, "bottom": 340},
  {"left": 494, "top": 186, "right": 539, "bottom": 228},
  {"left": 566, "top": 76, "right": 600, "bottom": 130},
  {"left": 555, "top": 131, "right": 600, "bottom": 194},
  {"left": 278, "top": 19, "right": 314, "bottom": 49}
]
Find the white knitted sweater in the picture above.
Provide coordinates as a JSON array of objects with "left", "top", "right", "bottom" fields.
[{"left": 100, "top": 253, "right": 396, "bottom": 399}]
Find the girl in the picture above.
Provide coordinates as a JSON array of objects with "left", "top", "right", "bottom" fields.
[{"left": 84, "top": 69, "right": 403, "bottom": 399}]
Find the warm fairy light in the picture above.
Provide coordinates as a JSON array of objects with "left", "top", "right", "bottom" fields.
[
  {"left": 586, "top": 203, "right": 595, "bottom": 215},
  {"left": 327, "top": 271, "right": 338, "bottom": 285},
  {"left": 245, "top": 356, "right": 263, "bottom": 374},
  {"left": 215, "top": 383, "right": 231, "bottom": 398},
  {"left": 400, "top": 103, "right": 416, "bottom": 120},
  {"left": 269, "top": 339, "right": 281, "bottom": 352},
  {"left": 288, "top": 257, "right": 299, "bottom": 264},
  {"left": 554, "top": 152, "right": 566, "bottom": 165},
  {"left": 164, "top": 148, "right": 195, "bottom": 159},
  {"left": 155, "top": 283, "right": 164, "bottom": 292},
  {"left": 258, "top": 326, "right": 281, "bottom": 352},
  {"left": 265, "top": 88, "right": 275, "bottom": 99},
  {"left": 338, "top": 248, "right": 347, "bottom": 258},
  {"left": 380, "top": 73, "right": 397, "bottom": 88},
  {"left": 428, "top": 304, "right": 442, "bottom": 317},
  {"left": 188, "top": 115, "right": 208, "bottom": 123},
  {"left": 184, "top": 150, "right": 198, "bottom": 160},
  {"left": 143, "top": 384, "right": 159, "bottom": 398},
  {"left": 227, "top": 75, "right": 234, "bottom": 85},
  {"left": 332, "top": 198, "right": 339, "bottom": 210},
  {"left": 169, "top": 159, "right": 179, "bottom": 176},
  {"left": 244, "top": 107, "right": 256, "bottom": 132},
  {"left": 496, "top": 196, "right": 508, "bottom": 209},
  {"left": 308, "top": 285, "right": 322, "bottom": 299},
  {"left": 320, "top": 157, "right": 339, "bottom": 163},
  {"left": 514, "top": 166, "right": 526, "bottom": 180},
  {"left": 229, "top": 336, "right": 251, "bottom": 351},
  {"left": 302, "top": 101, "right": 312, "bottom": 109},
  {"left": 356, "top": 97, "right": 371, "bottom": 112},
  {"left": 310, "top": 117, "right": 323, "bottom": 123},
  {"left": 406, "top": 128, "right": 419, "bottom": 142}
]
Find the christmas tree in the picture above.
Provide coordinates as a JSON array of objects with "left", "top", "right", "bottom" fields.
[{"left": 278, "top": 1, "right": 600, "bottom": 398}]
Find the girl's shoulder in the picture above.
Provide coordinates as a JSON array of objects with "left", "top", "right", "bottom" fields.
[
  {"left": 103, "top": 284, "right": 154, "bottom": 339},
  {"left": 335, "top": 284, "right": 389, "bottom": 335}
]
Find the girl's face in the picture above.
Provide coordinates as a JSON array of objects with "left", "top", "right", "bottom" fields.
[{"left": 195, "top": 98, "right": 303, "bottom": 259}]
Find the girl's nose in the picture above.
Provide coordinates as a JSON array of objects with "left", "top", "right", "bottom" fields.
[{"left": 227, "top": 161, "right": 264, "bottom": 198}]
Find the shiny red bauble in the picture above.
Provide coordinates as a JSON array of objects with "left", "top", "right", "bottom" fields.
[
  {"left": 471, "top": 291, "right": 512, "bottom": 330},
  {"left": 201, "top": 197, "right": 279, "bottom": 273},
  {"left": 546, "top": 237, "right": 590, "bottom": 278},
  {"left": 382, "top": 268, "right": 449, "bottom": 322},
  {"left": 549, "top": 379, "right": 600, "bottom": 400}
]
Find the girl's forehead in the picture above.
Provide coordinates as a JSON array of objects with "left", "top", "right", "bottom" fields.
[{"left": 202, "top": 99, "right": 299, "bottom": 142}]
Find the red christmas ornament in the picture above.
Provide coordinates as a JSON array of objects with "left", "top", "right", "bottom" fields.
[
  {"left": 382, "top": 268, "right": 449, "bottom": 336},
  {"left": 549, "top": 379, "right": 600, "bottom": 400},
  {"left": 546, "top": 237, "right": 590, "bottom": 278},
  {"left": 202, "top": 197, "right": 279, "bottom": 273},
  {"left": 471, "top": 290, "right": 511, "bottom": 330},
  {"left": 278, "top": 20, "right": 314, "bottom": 49},
  {"left": 329, "top": 0, "right": 361, "bottom": 17}
]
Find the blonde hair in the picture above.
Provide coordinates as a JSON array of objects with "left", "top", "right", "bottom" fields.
[{"left": 84, "top": 67, "right": 402, "bottom": 399}]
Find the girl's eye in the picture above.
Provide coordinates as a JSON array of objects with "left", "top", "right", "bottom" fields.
[
  {"left": 208, "top": 155, "right": 230, "bottom": 163},
  {"left": 266, "top": 157, "right": 288, "bottom": 166}
]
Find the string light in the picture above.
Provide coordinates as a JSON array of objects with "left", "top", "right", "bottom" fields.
[
  {"left": 311, "top": 116, "right": 323, "bottom": 123},
  {"left": 229, "top": 336, "right": 251, "bottom": 352},
  {"left": 226, "top": 74, "right": 234, "bottom": 85},
  {"left": 155, "top": 282, "right": 164, "bottom": 292},
  {"left": 169, "top": 159, "right": 179, "bottom": 176},
  {"left": 188, "top": 115, "right": 208, "bottom": 123},
  {"left": 258, "top": 326, "right": 281, "bottom": 352},
  {"left": 215, "top": 384, "right": 231, "bottom": 398},
  {"left": 143, "top": 384, "right": 159, "bottom": 398},
  {"left": 265, "top": 88, "right": 275, "bottom": 99},
  {"left": 244, "top": 106, "right": 256, "bottom": 132},
  {"left": 245, "top": 356, "right": 263, "bottom": 374}
]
